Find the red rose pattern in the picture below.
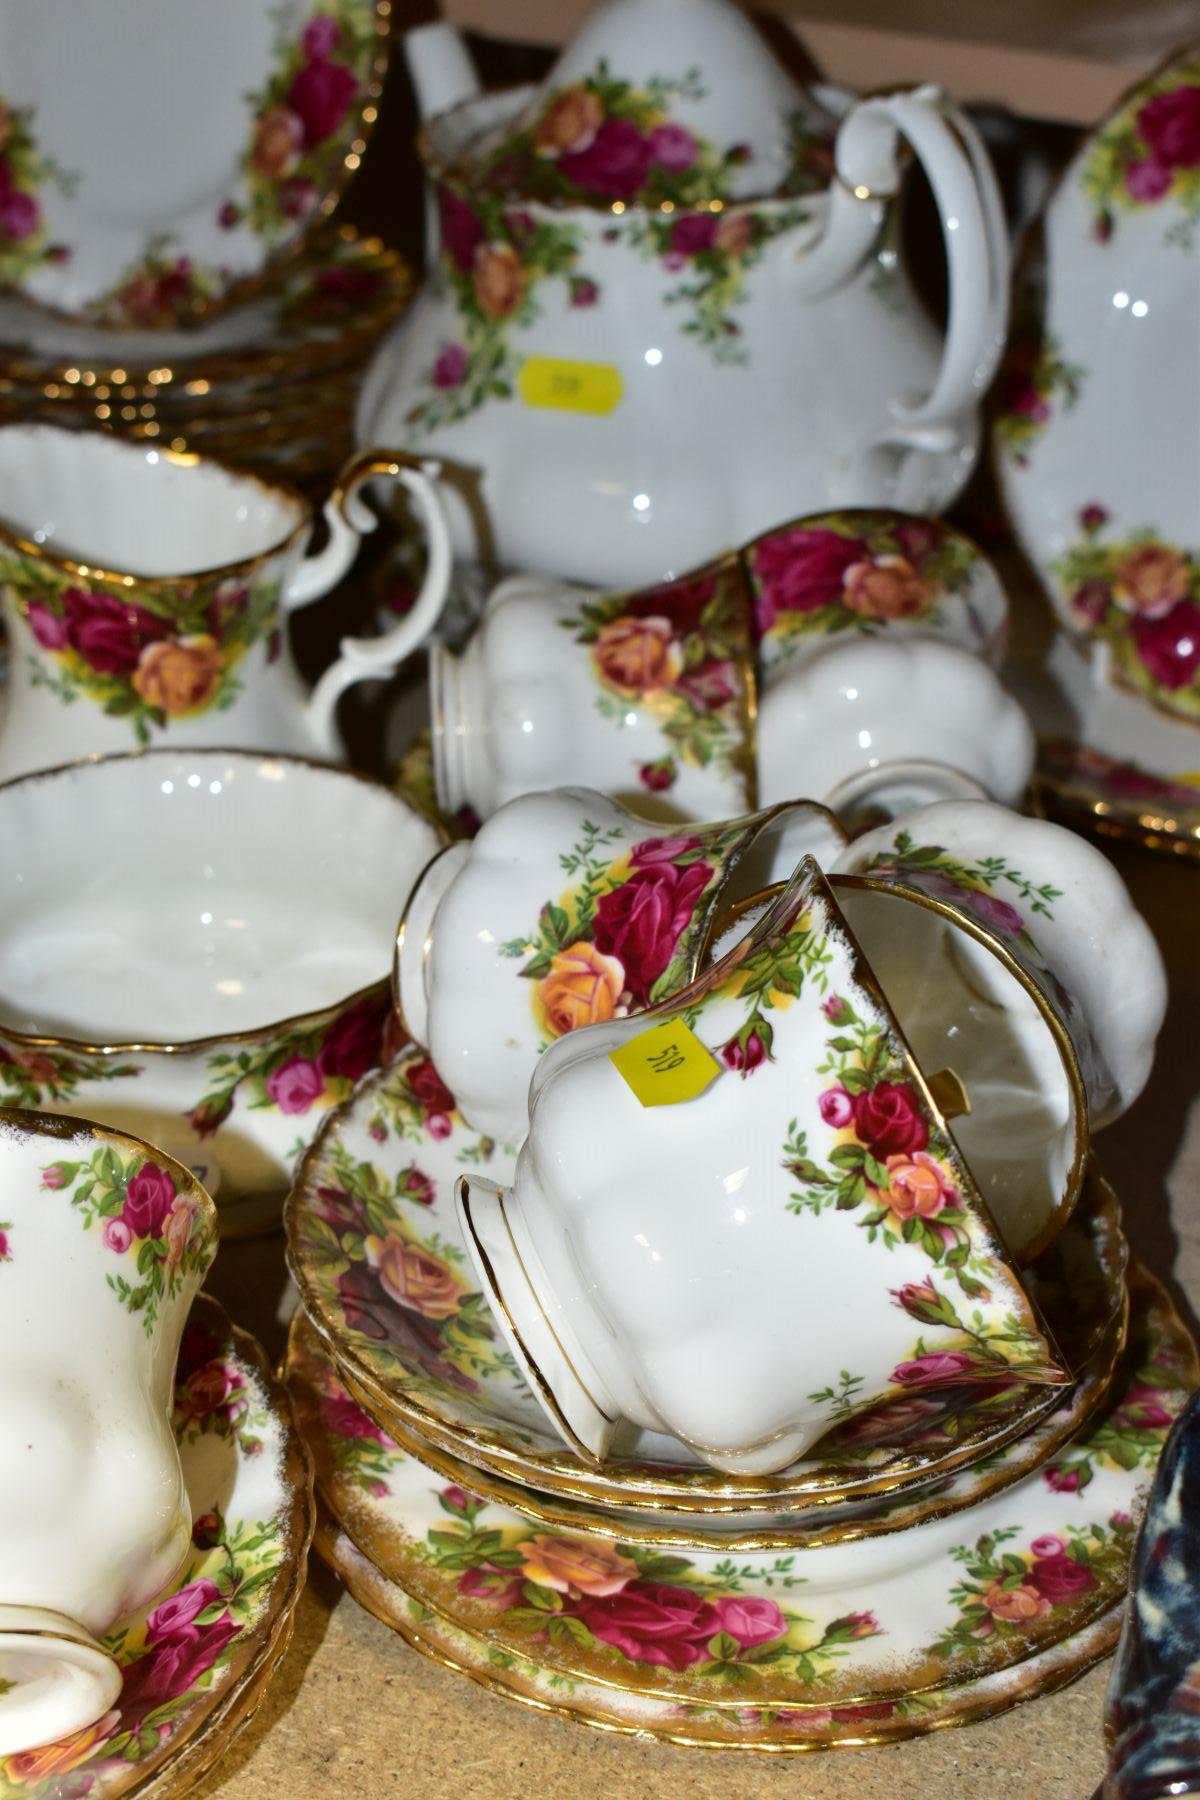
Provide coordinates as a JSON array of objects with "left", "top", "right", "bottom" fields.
[
  {"left": 850, "top": 1082, "right": 930, "bottom": 1159},
  {"left": 591, "top": 846, "right": 712, "bottom": 1004},
  {"left": 751, "top": 527, "right": 867, "bottom": 634}
]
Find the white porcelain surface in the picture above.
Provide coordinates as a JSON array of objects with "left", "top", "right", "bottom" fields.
[
  {"left": 996, "top": 49, "right": 1200, "bottom": 727},
  {"left": 0, "top": 751, "right": 440, "bottom": 1211},
  {"left": 359, "top": 1, "right": 1008, "bottom": 586},
  {"left": 0, "top": 1110, "right": 216, "bottom": 1752},
  {"left": 0, "top": 0, "right": 383, "bottom": 319},
  {"left": 758, "top": 637, "right": 1036, "bottom": 812},
  {"left": 458, "top": 860, "right": 1063, "bottom": 1475},
  {"left": 834, "top": 799, "right": 1167, "bottom": 1128},
  {"left": 0, "top": 425, "right": 452, "bottom": 779},
  {"left": 396, "top": 786, "right": 846, "bottom": 1142},
  {"left": 431, "top": 571, "right": 754, "bottom": 822}
]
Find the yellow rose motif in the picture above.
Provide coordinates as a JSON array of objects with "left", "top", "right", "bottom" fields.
[
  {"left": 1113, "top": 544, "right": 1191, "bottom": 616},
  {"left": 842, "top": 554, "right": 934, "bottom": 621},
  {"left": 472, "top": 243, "right": 524, "bottom": 319},
  {"left": 592, "top": 614, "right": 681, "bottom": 694},
  {"left": 535, "top": 85, "right": 604, "bottom": 157},
  {"left": 132, "top": 635, "right": 224, "bottom": 715},
  {"left": 538, "top": 941, "right": 626, "bottom": 1037},
  {"left": 519, "top": 1533, "right": 636, "bottom": 1597},
  {"left": 251, "top": 105, "right": 303, "bottom": 179},
  {"left": 365, "top": 1232, "right": 465, "bottom": 1321},
  {"left": 3, "top": 1711, "right": 119, "bottom": 1784}
]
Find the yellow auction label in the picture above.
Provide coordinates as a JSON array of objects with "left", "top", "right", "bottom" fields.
[
  {"left": 517, "top": 356, "right": 623, "bottom": 415},
  {"left": 608, "top": 1017, "right": 721, "bottom": 1108}
]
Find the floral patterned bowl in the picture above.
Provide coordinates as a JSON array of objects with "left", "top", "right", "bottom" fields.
[
  {"left": 457, "top": 857, "right": 1067, "bottom": 1475},
  {"left": 0, "top": 750, "right": 441, "bottom": 1228},
  {"left": 0, "top": 1107, "right": 216, "bottom": 1756},
  {"left": 394, "top": 785, "right": 846, "bottom": 1142}
]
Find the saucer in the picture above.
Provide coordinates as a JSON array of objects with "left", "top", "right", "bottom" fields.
[
  {"left": 288, "top": 1168, "right": 1129, "bottom": 1550},
  {"left": 286, "top": 1265, "right": 1187, "bottom": 1712},
  {"left": 0, "top": 2, "right": 389, "bottom": 322},
  {"left": 0, "top": 1294, "right": 312, "bottom": 1800},
  {"left": 317, "top": 1517, "right": 1124, "bottom": 1752},
  {"left": 286, "top": 1051, "right": 1125, "bottom": 1516}
]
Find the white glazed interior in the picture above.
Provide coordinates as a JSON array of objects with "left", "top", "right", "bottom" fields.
[
  {"left": 0, "top": 426, "right": 305, "bottom": 578},
  {"left": 0, "top": 752, "right": 440, "bottom": 1042},
  {"left": 831, "top": 882, "right": 1080, "bottom": 1262}
]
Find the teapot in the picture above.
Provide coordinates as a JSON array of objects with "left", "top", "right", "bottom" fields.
[{"left": 357, "top": 0, "right": 1009, "bottom": 587}]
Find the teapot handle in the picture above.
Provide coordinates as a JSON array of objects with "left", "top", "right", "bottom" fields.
[
  {"left": 302, "top": 449, "right": 453, "bottom": 756},
  {"left": 799, "top": 86, "right": 1009, "bottom": 506}
]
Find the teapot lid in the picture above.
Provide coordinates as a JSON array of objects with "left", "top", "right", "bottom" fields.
[{"left": 452, "top": 0, "right": 836, "bottom": 209}]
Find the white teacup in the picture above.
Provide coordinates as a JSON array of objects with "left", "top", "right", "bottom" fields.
[
  {"left": 395, "top": 786, "right": 846, "bottom": 1141},
  {"left": 0, "top": 1108, "right": 217, "bottom": 1754},
  {"left": 758, "top": 637, "right": 1036, "bottom": 816},
  {"left": 458, "top": 859, "right": 1066, "bottom": 1476},
  {"left": 0, "top": 424, "right": 453, "bottom": 781},
  {"left": 0, "top": 751, "right": 440, "bottom": 1228}
]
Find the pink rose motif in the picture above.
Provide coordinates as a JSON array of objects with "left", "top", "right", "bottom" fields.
[
  {"left": 722, "top": 1030, "right": 766, "bottom": 1074},
  {"left": 1132, "top": 601, "right": 1200, "bottom": 692},
  {"left": 1137, "top": 85, "right": 1200, "bottom": 170},
  {"left": 669, "top": 212, "right": 718, "bottom": 258},
  {"left": 751, "top": 527, "right": 866, "bottom": 634},
  {"left": 63, "top": 586, "right": 170, "bottom": 675},
  {"left": 322, "top": 1391, "right": 386, "bottom": 1444},
  {"left": 26, "top": 600, "right": 67, "bottom": 650},
  {"left": 279, "top": 177, "right": 318, "bottom": 218},
  {"left": 41, "top": 1162, "right": 73, "bottom": 1192},
  {"left": 818, "top": 1086, "right": 854, "bottom": 1128},
  {"left": 639, "top": 757, "right": 676, "bottom": 793},
  {"left": 711, "top": 1594, "right": 787, "bottom": 1648},
  {"left": 0, "top": 190, "right": 38, "bottom": 241},
  {"left": 1080, "top": 504, "right": 1109, "bottom": 533},
  {"left": 1071, "top": 579, "right": 1111, "bottom": 627},
  {"left": 122, "top": 1162, "right": 178, "bottom": 1239},
  {"left": 288, "top": 56, "right": 357, "bottom": 147},
  {"left": 851, "top": 1081, "right": 929, "bottom": 1158},
  {"left": 675, "top": 658, "right": 736, "bottom": 713},
  {"left": 825, "top": 1611, "right": 880, "bottom": 1640},
  {"left": 964, "top": 889, "right": 1025, "bottom": 935},
  {"left": 892, "top": 1350, "right": 979, "bottom": 1387},
  {"left": 102, "top": 1217, "right": 132, "bottom": 1255},
  {"left": 983, "top": 1581, "right": 1049, "bottom": 1623},
  {"left": 1114, "top": 1381, "right": 1174, "bottom": 1430},
  {"left": 119, "top": 1614, "right": 239, "bottom": 1723},
  {"left": 647, "top": 123, "right": 697, "bottom": 170},
  {"left": 560, "top": 119, "right": 652, "bottom": 198},
  {"left": 1029, "top": 1553, "right": 1096, "bottom": 1605},
  {"left": 427, "top": 1112, "right": 452, "bottom": 1140},
  {"left": 1004, "top": 376, "right": 1050, "bottom": 422},
  {"left": 301, "top": 14, "right": 340, "bottom": 58},
  {"left": 0, "top": 1229, "right": 8, "bottom": 1260},
  {"left": 266, "top": 1053, "right": 326, "bottom": 1114},
  {"left": 592, "top": 855, "right": 713, "bottom": 1005},
  {"left": 398, "top": 1167, "right": 437, "bottom": 1207},
  {"left": 432, "top": 343, "right": 468, "bottom": 388},
  {"left": 569, "top": 276, "right": 599, "bottom": 307},
  {"left": 570, "top": 1579, "right": 721, "bottom": 1670},
  {"left": 317, "top": 997, "right": 386, "bottom": 1083},
  {"left": 441, "top": 1485, "right": 473, "bottom": 1514},
  {"left": 1031, "top": 1535, "right": 1065, "bottom": 1559},
  {"left": 438, "top": 190, "right": 483, "bottom": 273},
  {"left": 175, "top": 1357, "right": 246, "bottom": 1425},
  {"left": 1043, "top": 1464, "right": 1081, "bottom": 1493},
  {"left": 459, "top": 1564, "right": 524, "bottom": 1607},
  {"left": 162, "top": 1197, "right": 197, "bottom": 1267},
  {"left": 822, "top": 995, "right": 851, "bottom": 1024},
  {"left": 146, "top": 1577, "right": 221, "bottom": 1642},
  {"left": 1126, "top": 157, "right": 1173, "bottom": 201}
]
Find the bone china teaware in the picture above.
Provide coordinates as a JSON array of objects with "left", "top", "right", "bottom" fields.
[
  {"left": 0, "top": 1108, "right": 217, "bottom": 1755},
  {"left": 0, "top": 424, "right": 452, "bottom": 781},
  {"left": 457, "top": 857, "right": 1065, "bottom": 1475},
  {"left": 0, "top": 750, "right": 440, "bottom": 1225},
  {"left": 995, "top": 48, "right": 1200, "bottom": 733},
  {"left": 357, "top": 0, "right": 1009, "bottom": 586},
  {"left": 394, "top": 785, "right": 846, "bottom": 1140}
]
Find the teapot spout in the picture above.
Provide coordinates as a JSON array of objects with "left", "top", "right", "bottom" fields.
[{"left": 404, "top": 22, "right": 480, "bottom": 124}]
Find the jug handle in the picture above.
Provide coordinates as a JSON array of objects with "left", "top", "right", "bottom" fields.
[
  {"left": 293, "top": 449, "right": 452, "bottom": 756},
  {"left": 798, "top": 86, "right": 1009, "bottom": 502}
]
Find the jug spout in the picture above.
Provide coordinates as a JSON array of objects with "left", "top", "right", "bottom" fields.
[{"left": 404, "top": 22, "right": 480, "bottom": 123}]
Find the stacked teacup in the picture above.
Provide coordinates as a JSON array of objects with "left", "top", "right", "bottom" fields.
[
  {"left": 283, "top": 781, "right": 1194, "bottom": 1753},
  {"left": 0, "top": 1109, "right": 313, "bottom": 1780}
]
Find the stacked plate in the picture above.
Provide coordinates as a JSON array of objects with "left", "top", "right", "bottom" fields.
[
  {"left": 0, "top": 1297, "right": 312, "bottom": 1800},
  {"left": 283, "top": 1043, "right": 1196, "bottom": 1754},
  {"left": 0, "top": 225, "right": 411, "bottom": 496}
]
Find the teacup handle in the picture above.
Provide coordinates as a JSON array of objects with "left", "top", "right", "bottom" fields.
[
  {"left": 290, "top": 448, "right": 453, "bottom": 755},
  {"left": 799, "top": 86, "right": 1009, "bottom": 509}
]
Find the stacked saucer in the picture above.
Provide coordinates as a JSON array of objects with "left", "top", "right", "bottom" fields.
[
  {"left": 283, "top": 1038, "right": 1195, "bottom": 1752},
  {"left": 0, "top": 226, "right": 411, "bottom": 497}
]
